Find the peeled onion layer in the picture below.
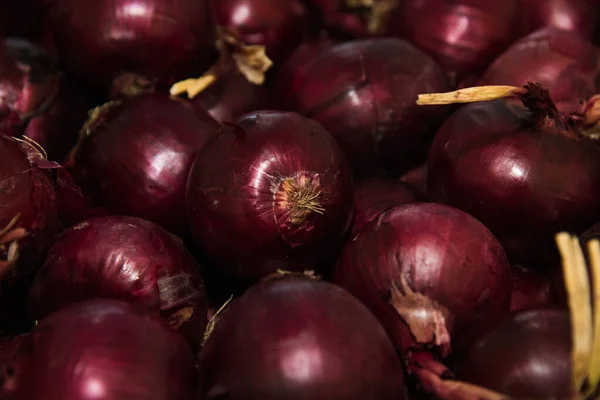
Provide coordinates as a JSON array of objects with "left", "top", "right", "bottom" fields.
[
  {"left": 186, "top": 110, "right": 354, "bottom": 280},
  {"left": 0, "top": 299, "right": 197, "bottom": 400},
  {"left": 199, "top": 275, "right": 408, "bottom": 399},
  {"left": 284, "top": 38, "right": 451, "bottom": 178}
]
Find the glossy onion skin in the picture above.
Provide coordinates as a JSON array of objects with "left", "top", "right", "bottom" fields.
[
  {"left": 427, "top": 100, "right": 600, "bottom": 266},
  {"left": 333, "top": 203, "right": 512, "bottom": 358},
  {"left": 199, "top": 276, "right": 408, "bottom": 400},
  {"left": 478, "top": 28, "right": 600, "bottom": 113},
  {"left": 186, "top": 111, "right": 353, "bottom": 280},
  {"left": 385, "top": 0, "right": 520, "bottom": 76},
  {"left": 71, "top": 93, "right": 221, "bottom": 236},
  {"left": 285, "top": 38, "right": 450, "bottom": 178},
  {"left": 29, "top": 216, "right": 207, "bottom": 347},
  {"left": 1, "top": 299, "right": 197, "bottom": 400},
  {"left": 520, "top": 0, "right": 598, "bottom": 37},
  {"left": 455, "top": 309, "right": 572, "bottom": 398},
  {"left": 49, "top": 0, "right": 217, "bottom": 86},
  {"left": 509, "top": 264, "right": 552, "bottom": 312},
  {"left": 211, "top": 0, "right": 309, "bottom": 63},
  {"left": 352, "top": 179, "right": 422, "bottom": 237}
]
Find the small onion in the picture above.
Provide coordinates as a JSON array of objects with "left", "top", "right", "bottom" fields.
[
  {"left": 186, "top": 110, "right": 353, "bottom": 280},
  {"left": 199, "top": 275, "right": 408, "bottom": 399},
  {"left": 70, "top": 93, "right": 221, "bottom": 236},
  {"left": 333, "top": 203, "right": 512, "bottom": 364},
  {"left": 29, "top": 216, "right": 207, "bottom": 348},
  {"left": 0, "top": 299, "right": 197, "bottom": 400},
  {"left": 283, "top": 38, "right": 450, "bottom": 177}
]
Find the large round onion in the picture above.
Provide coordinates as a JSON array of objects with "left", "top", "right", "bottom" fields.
[
  {"left": 29, "top": 215, "right": 207, "bottom": 348},
  {"left": 425, "top": 84, "right": 600, "bottom": 267},
  {"left": 0, "top": 299, "right": 197, "bottom": 400},
  {"left": 48, "top": 0, "right": 217, "bottom": 86},
  {"left": 199, "top": 275, "right": 408, "bottom": 399},
  {"left": 384, "top": 0, "right": 521, "bottom": 77},
  {"left": 186, "top": 111, "right": 353, "bottom": 280},
  {"left": 333, "top": 203, "right": 512, "bottom": 364},
  {"left": 478, "top": 27, "right": 600, "bottom": 113},
  {"left": 520, "top": 0, "right": 598, "bottom": 37},
  {"left": 211, "top": 0, "right": 309, "bottom": 63},
  {"left": 70, "top": 93, "right": 221, "bottom": 235},
  {"left": 454, "top": 309, "right": 572, "bottom": 398},
  {"left": 283, "top": 38, "right": 450, "bottom": 177}
]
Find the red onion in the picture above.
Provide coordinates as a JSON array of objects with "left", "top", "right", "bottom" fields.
[
  {"left": 29, "top": 215, "right": 207, "bottom": 348},
  {"left": 333, "top": 203, "right": 512, "bottom": 365},
  {"left": 352, "top": 178, "right": 422, "bottom": 237},
  {"left": 199, "top": 274, "right": 408, "bottom": 399},
  {"left": 211, "top": 0, "right": 309, "bottom": 63},
  {"left": 306, "top": 0, "right": 389, "bottom": 38},
  {"left": 478, "top": 27, "right": 600, "bottom": 113},
  {"left": 0, "top": 299, "right": 197, "bottom": 400},
  {"left": 399, "top": 164, "right": 428, "bottom": 197},
  {"left": 520, "top": 0, "right": 598, "bottom": 37},
  {"left": 283, "top": 38, "right": 451, "bottom": 177},
  {"left": 455, "top": 309, "right": 572, "bottom": 398},
  {"left": 186, "top": 110, "right": 353, "bottom": 280},
  {"left": 70, "top": 93, "right": 221, "bottom": 236},
  {"left": 384, "top": 0, "right": 521, "bottom": 77},
  {"left": 48, "top": 0, "right": 217, "bottom": 86},
  {"left": 423, "top": 84, "right": 600, "bottom": 266},
  {"left": 510, "top": 264, "right": 552, "bottom": 312}
]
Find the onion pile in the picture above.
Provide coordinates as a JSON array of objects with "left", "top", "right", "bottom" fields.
[
  {"left": 199, "top": 274, "right": 408, "bottom": 399},
  {"left": 70, "top": 93, "right": 221, "bottom": 236},
  {"left": 186, "top": 110, "right": 353, "bottom": 280},
  {"left": 0, "top": 299, "right": 197, "bottom": 400},
  {"left": 282, "top": 38, "right": 450, "bottom": 177},
  {"left": 29, "top": 216, "right": 207, "bottom": 348}
]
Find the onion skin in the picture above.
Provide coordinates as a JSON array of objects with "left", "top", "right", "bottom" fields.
[
  {"left": 385, "top": 0, "right": 520, "bottom": 77},
  {"left": 307, "top": 0, "right": 375, "bottom": 38},
  {"left": 186, "top": 111, "right": 353, "bottom": 280},
  {"left": 199, "top": 275, "right": 408, "bottom": 399},
  {"left": 48, "top": 0, "right": 217, "bottom": 86},
  {"left": 285, "top": 38, "right": 450, "bottom": 178},
  {"left": 478, "top": 27, "right": 600, "bottom": 113},
  {"left": 29, "top": 216, "right": 207, "bottom": 348},
  {"left": 510, "top": 264, "right": 552, "bottom": 312},
  {"left": 352, "top": 179, "right": 422, "bottom": 237},
  {"left": 426, "top": 93, "right": 600, "bottom": 266},
  {"left": 333, "top": 203, "right": 512, "bottom": 362},
  {"left": 455, "top": 309, "right": 572, "bottom": 398},
  {"left": 211, "top": 0, "right": 309, "bottom": 63},
  {"left": 1, "top": 299, "right": 197, "bottom": 400},
  {"left": 520, "top": 0, "right": 598, "bottom": 37},
  {"left": 71, "top": 93, "right": 221, "bottom": 236}
]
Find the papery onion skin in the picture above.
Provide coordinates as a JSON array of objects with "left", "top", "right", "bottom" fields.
[
  {"left": 29, "top": 215, "right": 207, "bottom": 348},
  {"left": 477, "top": 27, "right": 600, "bottom": 113},
  {"left": 284, "top": 38, "right": 450, "bottom": 178},
  {"left": 48, "top": 0, "right": 217, "bottom": 86},
  {"left": 426, "top": 95, "right": 600, "bottom": 266},
  {"left": 333, "top": 203, "right": 512, "bottom": 361},
  {"left": 186, "top": 110, "right": 353, "bottom": 280},
  {"left": 0, "top": 299, "right": 197, "bottom": 400},
  {"left": 454, "top": 309, "right": 572, "bottom": 398},
  {"left": 352, "top": 179, "right": 422, "bottom": 237},
  {"left": 509, "top": 264, "right": 552, "bottom": 312},
  {"left": 199, "top": 275, "right": 408, "bottom": 399},
  {"left": 211, "top": 0, "right": 309, "bottom": 63},
  {"left": 71, "top": 93, "right": 221, "bottom": 236},
  {"left": 384, "top": 0, "right": 520, "bottom": 77},
  {"left": 520, "top": 0, "right": 598, "bottom": 37}
]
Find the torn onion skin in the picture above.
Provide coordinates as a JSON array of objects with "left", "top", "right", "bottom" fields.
[
  {"left": 29, "top": 216, "right": 207, "bottom": 349},
  {"left": 186, "top": 111, "right": 354, "bottom": 280},
  {"left": 455, "top": 309, "right": 573, "bottom": 398},
  {"left": 283, "top": 38, "right": 451, "bottom": 178},
  {"left": 426, "top": 84, "right": 600, "bottom": 267},
  {"left": 333, "top": 203, "right": 512, "bottom": 367},
  {"left": 199, "top": 275, "right": 408, "bottom": 399}
]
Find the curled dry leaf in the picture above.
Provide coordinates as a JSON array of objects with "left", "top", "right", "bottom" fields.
[{"left": 0, "top": 215, "right": 28, "bottom": 281}]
